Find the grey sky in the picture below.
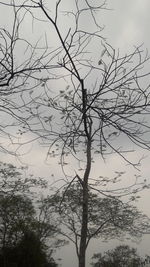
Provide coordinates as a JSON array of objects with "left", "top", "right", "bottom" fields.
[
  {"left": 105, "top": 0, "right": 150, "bottom": 49},
  {"left": 0, "top": 1, "right": 150, "bottom": 267}
]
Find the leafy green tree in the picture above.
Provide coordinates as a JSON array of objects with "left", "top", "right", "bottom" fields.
[
  {"left": 15, "top": 230, "right": 57, "bottom": 267},
  {"left": 0, "top": 161, "right": 47, "bottom": 197},
  {"left": 43, "top": 182, "right": 150, "bottom": 261},
  {"left": 0, "top": 230, "right": 58, "bottom": 267},
  {"left": 0, "top": 194, "right": 35, "bottom": 249},
  {"left": 0, "top": 162, "right": 59, "bottom": 267},
  {"left": 91, "top": 245, "right": 146, "bottom": 267},
  {"left": 0, "top": 194, "right": 59, "bottom": 267},
  {"left": 0, "top": 162, "right": 47, "bottom": 249}
]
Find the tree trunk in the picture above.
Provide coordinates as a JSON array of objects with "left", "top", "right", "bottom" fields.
[
  {"left": 78, "top": 182, "right": 88, "bottom": 267},
  {"left": 78, "top": 135, "right": 92, "bottom": 267},
  {"left": 78, "top": 80, "right": 92, "bottom": 267}
]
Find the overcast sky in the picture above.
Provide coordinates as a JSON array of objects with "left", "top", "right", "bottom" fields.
[{"left": 0, "top": 1, "right": 150, "bottom": 266}]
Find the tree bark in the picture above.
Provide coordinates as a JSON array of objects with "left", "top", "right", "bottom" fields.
[
  {"left": 78, "top": 128, "right": 92, "bottom": 267},
  {"left": 78, "top": 181, "right": 88, "bottom": 267}
]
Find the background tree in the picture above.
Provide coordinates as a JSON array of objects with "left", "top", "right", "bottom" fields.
[
  {"left": 0, "top": 194, "right": 35, "bottom": 249},
  {"left": 42, "top": 182, "right": 150, "bottom": 262},
  {"left": 0, "top": 1, "right": 150, "bottom": 267},
  {"left": 0, "top": 162, "right": 59, "bottom": 267},
  {"left": 0, "top": 230, "right": 58, "bottom": 267},
  {"left": 91, "top": 245, "right": 148, "bottom": 267}
]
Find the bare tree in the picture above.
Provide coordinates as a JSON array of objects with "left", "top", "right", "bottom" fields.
[
  {"left": 0, "top": 1, "right": 56, "bottom": 154},
  {"left": 0, "top": 1, "right": 150, "bottom": 267}
]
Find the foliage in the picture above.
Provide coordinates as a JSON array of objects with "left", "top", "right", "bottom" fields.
[
  {"left": 0, "top": 230, "right": 58, "bottom": 267},
  {"left": 43, "top": 183, "right": 150, "bottom": 255},
  {"left": 0, "top": 194, "right": 35, "bottom": 248},
  {"left": 0, "top": 162, "right": 58, "bottom": 267},
  {"left": 0, "top": 161, "right": 47, "bottom": 196},
  {"left": 91, "top": 245, "right": 148, "bottom": 267}
]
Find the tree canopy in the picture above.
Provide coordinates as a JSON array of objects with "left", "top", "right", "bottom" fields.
[
  {"left": 0, "top": 162, "right": 58, "bottom": 267},
  {"left": 43, "top": 182, "right": 150, "bottom": 257},
  {"left": 91, "top": 245, "right": 150, "bottom": 267}
]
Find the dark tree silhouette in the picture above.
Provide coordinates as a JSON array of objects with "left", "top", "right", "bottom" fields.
[
  {"left": 0, "top": 162, "right": 58, "bottom": 267},
  {"left": 91, "top": 245, "right": 148, "bottom": 267},
  {"left": 0, "top": 231, "right": 58, "bottom": 267},
  {"left": 41, "top": 182, "right": 150, "bottom": 263}
]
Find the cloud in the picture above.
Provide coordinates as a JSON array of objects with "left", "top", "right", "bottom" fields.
[{"left": 105, "top": 0, "right": 150, "bottom": 50}]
